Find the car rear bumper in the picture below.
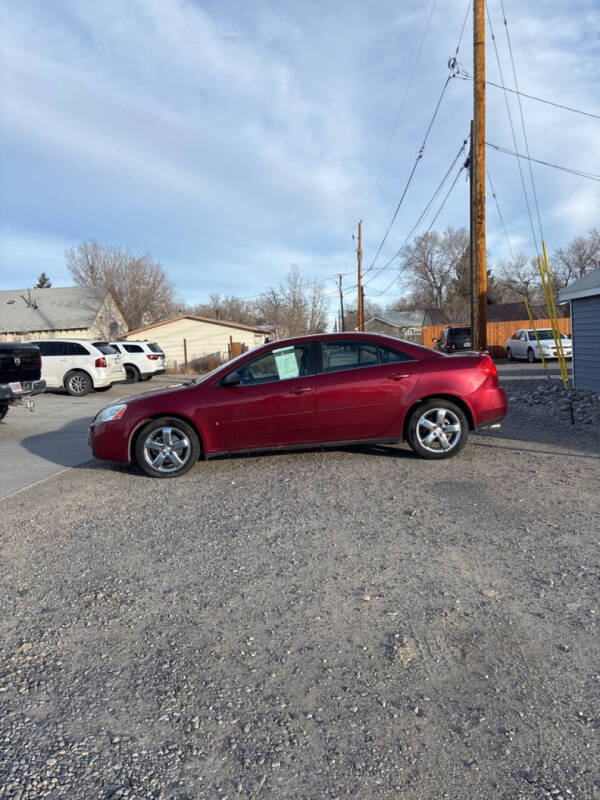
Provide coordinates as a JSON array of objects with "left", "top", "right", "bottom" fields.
[
  {"left": 469, "top": 385, "right": 508, "bottom": 427},
  {"left": 0, "top": 379, "right": 46, "bottom": 402}
]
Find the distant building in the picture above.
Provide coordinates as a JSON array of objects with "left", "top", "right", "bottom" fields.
[
  {"left": 559, "top": 268, "right": 600, "bottom": 392},
  {"left": 364, "top": 310, "right": 426, "bottom": 343},
  {"left": 0, "top": 286, "right": 126, "bottom": 343},
  {"left": 123, "top": 314, "right": 272, "bottom": 371}
]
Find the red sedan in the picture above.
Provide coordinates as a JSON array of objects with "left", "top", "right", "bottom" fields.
[{"left": 88, "top": 332, "right": 507, "bottom": 478}]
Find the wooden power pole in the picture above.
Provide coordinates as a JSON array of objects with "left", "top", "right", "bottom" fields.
[
  {"left": 357, "top": 220, "right": 364, "bottom": 331},
  {"left": 338, "top": 274, "right": 346, "bottom": 331},
  {"left": 472, "top": 0, "right": 487, "bottom": 350}
]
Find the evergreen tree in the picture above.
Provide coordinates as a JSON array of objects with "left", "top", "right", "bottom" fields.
[{"left": 35, "top": 272, "right": 52, "bottom": 288}]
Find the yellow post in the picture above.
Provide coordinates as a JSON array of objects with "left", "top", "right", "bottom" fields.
[
  {"left": 524, "top": 298, "right": 548, "bottom": 376},
  {"left": 542, "top": 241, "right": 569, "bottom": 387},
  {"left": 537, "top": 253, "right": 568, "bottom": 388}
]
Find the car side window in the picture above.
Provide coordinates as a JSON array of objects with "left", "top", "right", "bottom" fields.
[
  {"left": 70, "top": 343, "right": 89, "bottom": 355},
  {"left": 378, "top": 344, "right": 414, "bottom": 363},
  {"left": 37, "top": 341, "right": 61, "bottom": 356},
  {"left": 124, "top": 344, "right": 143, "bottom": 353},
  {"left": 237, "top": 343, "right": 313, "bottom": 386},
  {"left": 321, "top": 341, "right": 378, "bottom": 372}
]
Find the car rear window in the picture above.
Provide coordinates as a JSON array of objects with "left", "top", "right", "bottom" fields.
[
  {"left": 448, "top": 328, "right": 471, "bottom": 343},
  {"left": 93, "top": 342, "right": 119, "bottom": 354},
  {"left": 147, "top": 343, "right": 164, "bottom": 353}
]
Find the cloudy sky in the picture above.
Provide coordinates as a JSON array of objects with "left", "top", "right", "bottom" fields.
[{"left": 1, "top": 0, "right": 598, "bottom": 311}]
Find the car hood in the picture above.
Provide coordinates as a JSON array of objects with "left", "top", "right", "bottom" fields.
[{"left": 106, "top": 380, "right": 196, "bottom": 408}]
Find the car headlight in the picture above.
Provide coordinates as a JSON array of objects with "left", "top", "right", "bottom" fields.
[{"left": 95, "top": 403, "right": 127, "bottom": 423}]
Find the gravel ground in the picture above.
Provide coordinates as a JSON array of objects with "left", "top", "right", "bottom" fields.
[{"left": 1, "top": 380, "right": 599, "bottom": 799}]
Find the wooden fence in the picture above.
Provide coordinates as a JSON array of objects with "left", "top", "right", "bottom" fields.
[{"left": 422, "top": 317, "right": 571, "bottom": 359}]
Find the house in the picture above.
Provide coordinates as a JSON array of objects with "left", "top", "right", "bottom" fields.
[
  {"left": 122, "top": 314, "right": 272, "bottom": 371},
  {"left": 422, "top": 301, "right": 571, "bottom": 358},
  {"left": 364, "top": 310, "right": 426, "bottom": 343},
  {"left": 558, "top": 268, "right": 600, "bottom": 392},
  {"left": 0, "top": 286, "right": 126, "bottom": 343}
]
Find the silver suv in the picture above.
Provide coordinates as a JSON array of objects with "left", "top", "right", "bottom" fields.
[{"left": 110, "top": 341, "right": 166, "bottom": 383}]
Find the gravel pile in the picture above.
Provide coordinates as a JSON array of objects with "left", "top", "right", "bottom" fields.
[{"left": 506, "top": 380, "right": 600, "bottom": 426}]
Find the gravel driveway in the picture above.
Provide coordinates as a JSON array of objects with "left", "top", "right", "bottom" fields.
[{"left": 1, "top": 366, "right": 599, "bottom": 799}]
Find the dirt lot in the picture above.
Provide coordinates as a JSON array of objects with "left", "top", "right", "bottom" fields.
[{"left": 1, "top": 366, "right": 599, "bottom": 799}]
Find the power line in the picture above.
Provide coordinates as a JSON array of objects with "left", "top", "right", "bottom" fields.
[
  {"left": 456, "top": 74, "right": 600, "bottom": 120},
  {"left": 363, "top": 138, "right": 469, "bottom": 288},
  {"left": 361, "top": 0, "right": 440, "bottom": 221},
  {"left": 498, "top": 0, "right": 545, "bottom": 245},
  {"left": 487, "top": 141, "right": 600, "bottom": 182},
  {"left": 484, "top": 1, "right": 539, "bottom": 255},
  {"left": 366, "top": 75, "right": 453, "bottom": 274},
  {"left": 367, "top": 161, "right": 468, "bottom": 298},
  {"left": 486, "top": 167, "right": 515, "bottom": 260}
]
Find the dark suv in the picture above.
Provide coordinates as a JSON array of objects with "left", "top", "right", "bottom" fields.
[{"left": 434, "top": 326, "right": 472, "bottom": 353}]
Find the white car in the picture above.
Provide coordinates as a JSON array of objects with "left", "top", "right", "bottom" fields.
[
  {"left": 505, "top": 329, "right": 573, "bottom": 362},
  {"left": 109, "top": 340, "right": 166, "bottom": 383},
  {"left": 31, "top": 339, "right": 126, "bottom": 396}
]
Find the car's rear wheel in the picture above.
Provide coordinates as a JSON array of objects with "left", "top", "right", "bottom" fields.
[
  {"left": 527, "top": 348, "right": 536, "bottom": 363},
  {"left": 65, "top": 370, "right": 92, "bottom": 396},
  {"left": 134, "top": 417, "right": 200, "bottom": 478},
  {"left": 407, "top": 399, "right": 468, "bottom": 460},
  {"left": 0, "top": 404, "right": 8, "bottom": 422},
  {"left": 124, "top": 364, "right": 140, "bottom": 383},
  {"left": 506, "top": 347, "right": 513, "bottom": 361}
]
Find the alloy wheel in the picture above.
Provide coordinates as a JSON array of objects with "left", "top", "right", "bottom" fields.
[
  {"left": 415, "top": 407, "right": 462, "bottom": 454},
  {"left": 143, "top": 425, "right": 192, "bottom": 474}
]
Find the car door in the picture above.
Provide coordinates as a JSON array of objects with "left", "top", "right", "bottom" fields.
[
  {"left": 314, "top": 339, "right": 422, "bottom": 443},
  {"left": 203, "top": 342, "right": 317, "bottom": 452},
  {"left": 36, "top": 341, "right": 71, "bottom": 387},
  {"left": 511, "top": 331, "right": 524, "bottom": 358}
]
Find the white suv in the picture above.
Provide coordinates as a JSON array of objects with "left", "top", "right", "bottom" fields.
[
  {"left": 31, "top": 339, "right": 126, "bottom": 396},
  {"left": 110, "top": 340, "right": 166, "bottom": 383}
]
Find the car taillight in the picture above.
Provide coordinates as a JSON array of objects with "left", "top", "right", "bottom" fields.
[
  {"left": 477, "top": 354, "right": 498, "bottom": 379},
  {"left": 95, "top": 356, "right": 107, "bottom": 368},
  {"left": 147, "top": 354, "right": 159, "bottom": 360}
]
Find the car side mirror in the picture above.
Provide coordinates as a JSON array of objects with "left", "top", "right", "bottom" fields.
[{"left": 222, "top": 371, "right": 241, "bottom": 386}]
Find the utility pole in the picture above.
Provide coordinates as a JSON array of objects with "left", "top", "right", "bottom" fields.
[
  {"left": 338, "top": 274, "right": 346, "bottom": 331},
  {"left": 357, "top": 220, "right": 364, "bottom": 331},
  {"left": 469, "top": 119, "right": 475, "bottom": 339},
  {"left": 472, "top": 0, "right": 487, "bottom": 350}
]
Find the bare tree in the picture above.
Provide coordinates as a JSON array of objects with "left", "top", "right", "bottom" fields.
[
  {"left": 552, "top": 228, "right": 600, "bottom": 288},
  {"left": 190, "top": 293, "right": 259, "bottom": 326},
  {"left": 401, "top": 227, "right": 468, "bottom": 308},
  {"left": 66, "top": 240, "right": 176, "bottom": 330},
  {"left": 255, "top": 266, "right": 328, "bottom": 338},
  {"left": 495, "top": 254, "right": 542, "bottom": 303}
]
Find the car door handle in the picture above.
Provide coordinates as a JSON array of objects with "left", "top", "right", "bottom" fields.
[
  {"left": 289, "top": 386, "right": 312, "bottom": 395},
  {"left": 387, "top": 373, "right": 410, "bottom": 381}
]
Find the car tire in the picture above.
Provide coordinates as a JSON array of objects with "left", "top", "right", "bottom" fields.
[
  {"left": 134, "top": 417, "right": 200, "bottom": 478},
  {"left": 124, "top": 364, "right": 140, "bottom": 383},
  {"left": 407, "top": 399, "right": 469, "bottom": 460},
  {"left": 64, "top": 370, "right": 92, "bottom": 397},
  {"left": 506, "top": 347, "right": 513, "bottom": 361},
  {"left": 0, "top": 404, "right": 8, "bottom": 422},
  {"left": 527, "top": 348, "right": 536, "bottom": 363}
]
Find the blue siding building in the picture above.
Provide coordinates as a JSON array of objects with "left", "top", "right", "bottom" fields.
[{"left": 559, "top": 268, "right": 600, "bottom": 393}]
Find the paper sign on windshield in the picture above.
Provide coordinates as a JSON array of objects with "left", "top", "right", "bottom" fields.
[{"left": 273, "top": 346, "right": 300, "bottom": 380}]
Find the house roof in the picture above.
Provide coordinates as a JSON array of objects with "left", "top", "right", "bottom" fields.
[
  {"left": 0, "top": 286, "right": 112, "bottom": 334},
  {"left": 125, "top": 314, "right": 272, "bottom": 337},
  {"left": 366, "top": 310, "right": 426, "bottom": 328},
  {"left": 424, "top": 301, "right": 569, "bottom": 326},
  {"left": 558, "top": 267, "right": 600, "bottom": 301}
]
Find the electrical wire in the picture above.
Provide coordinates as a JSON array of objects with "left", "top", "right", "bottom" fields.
[
  {"left": 484, "top": 1, "right": 539, "bottom": 255},
  {"left": 363, "top": 138, "right": 469, "bottom": 288},
  {"left": 366, "top": 75, "right": 452, "bottom": 274},
  {"left": 479, "top": 78, "right": 600, "bottom": 120},
  {"left": 361, "top": 0, "right": 440, "bottom": 221},
  {"left": 487, "top": 141, "right": 600, "bottom": 182},
  {"left": 498, "top": 0, "right": 545, "bottom": 245},
  {"left": 486, "top": 167, "right": 515, "bottom": 260}
]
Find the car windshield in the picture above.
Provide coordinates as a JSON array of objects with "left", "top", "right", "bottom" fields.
[{"left": 529, "top": 330, "right": 556, "bottom": 341}]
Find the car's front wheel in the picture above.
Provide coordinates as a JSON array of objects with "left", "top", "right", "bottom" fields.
[
  {"left": 134, "top": 417, "right": 200, "bottom": 478},
  {"left": 506, "top": 347, "right": 513, "bottom": 361},
  {"left": 527, "top": 348, "right": 536, "bottom": 363},
  {"left": 407, "top": 399, "right": 468, "bottom": 460}
]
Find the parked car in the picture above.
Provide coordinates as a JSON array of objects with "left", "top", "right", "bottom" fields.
[
  {"left": 109, "top": 340, "right": 166, "bottom": 383},
  {"left": 0, "top": 343, "right": 46, "bottom": 421},
  {"left": 89, "top": 332, "right": 507, "bottom": 478},
  {"left": 505, "top": 329, "right": 573, "bottom": 362},
  {"left": 30, "top": 339, "right": 126, "bottom": 396},
  {"left": 433, "top": 326, "right": 472, "bottom": 353}
]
